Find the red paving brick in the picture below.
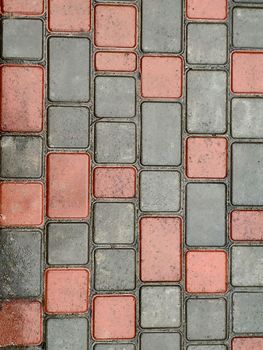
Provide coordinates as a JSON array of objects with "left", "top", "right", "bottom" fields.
[
  {"left": 93, "top": 167, "right": 136, "bottom": 198},
  {"left": 186, "top": 137, "right": 228, "bottom": 179},
  {"left": 48, "top": 0, "right": 91, "bottom": 32},
  {"left": 94, "top": 5, "right": 137, "bottom": 48},
  {"left": 186, "top": 251, "right": 228, "bottom": 294},
  {"left": 2, "top": 0, "right": 44, "bottom": 15},
  {"left": 45, "top": 268, "right": 89, "bottom": 314},
  {"left": 232, "top": 337, "right": 263, "bottom": 350},
  {"left": 141, "top": 56, "right": 183, "bottom": 99},
  {"left": 231, "top": 210, "right": 263, "bottom": 241},
  {"left": 95, "top": 52, "right": 137, "bottom": 72},
  {"left": 47, "top": 153, "right": 90, "bottom": 219},
  {"left": 186, "top": 0, "right": 227, "bottom": 20},
  {"left": 0, "top": 65, "right": 44, "bottom": 132},
  {"left": 93, "top": 295, "right": 136, "bottom": 340},
  {"left": 0, "top": 182, "right": 44, "bottom": 227},
  {"left": 140, "top": 217, "right": 182, "bottom": 282},
  {"left": 0, "top": 300, "right": 42, "bottom": 347}
]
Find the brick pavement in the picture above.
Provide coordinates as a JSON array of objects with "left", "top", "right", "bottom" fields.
[{"left": 1, "top": 0, "right": 263, "bottom": 349}]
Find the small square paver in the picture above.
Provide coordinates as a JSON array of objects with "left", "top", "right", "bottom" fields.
[
  {"left": 232, "top": 143, "right": 263, "bottom": 205},
  {"left": 232, "top": 338, "right": 263, "bottom": 350},
  {"left": 95, "top": 77, "right": 136, "bottom": 118},
  {"left": 2, "top": 0, "right": 44, "bottom": 15},
  {"left": 47, "top": 223, "right": 89, "bottom": 265},
  {"left": 93, "top": 295, "right": 136, "bottom": 340},
  {"left": 140, "top": 171, "right": 180, "bottom": 212},
  {"left": 0, "top": 230, "right": 42, "bottom": 298},
  {"left": 94, "top": 249, "right": 136, "bottom": 291},
  {"left": 46, "top": 318, "right": 88, "bottom": 350},
  {"left": 95, "top": 51, "right": 137, "bottom": 72},
  {"left": 140, "top": 333, "right": 181, "bottom": 350},
  {"left": 48, "top": 107, "right": 90, "bottom": 148},
  {"left": 231, "top": 210, "right": 263, "bottom": 241},
  {"left": 95, "top": 345, "right": 135, "bottom": 350},
  {"left": 187, "top": 70, "right": 227, "bottom": 133},
  {"left": 232, "top": 246, "right": 263, "bottom": 287},
  {"left": 95, "top": 122, "right": 136, "bottom": 164},
  {"left": 141, "top": 102, "right": 181, "bottom": 166},
  {"left": 94, "top": 202, "right": 134, "bottom": 244},
  {"left": 2, "top": 19, "right": 43, "bottom": 60},
  {"left": 187, "top": 299, "right": 226, "bottom": 340},
  {"left": 186, "top": 183, "right": 226, "bottom": 246},
  {"left": 186, "top": 0, "right": 227, "bottom": 20},
  {"left": 1, "top": 136, "right": 42, "bottom": 178},
  {"left": 140, "top": 286, "right": 181, "bottom": 328},
  {"left": 187, "top": 24, "right": 227, "bottom": 64},
  {"left": 233, "top": 292, "right": 263, "bottom": 333}
]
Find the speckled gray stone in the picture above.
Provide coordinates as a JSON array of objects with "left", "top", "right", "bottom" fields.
[
  {"left": 141, "top": 333, "right": 181, "bottom": 350},
  {"left": 188, "top": 346, "right": 226, "bottom": 350},
  {"left": 95, "top": 345, "right": 135, "bottom": 350}
]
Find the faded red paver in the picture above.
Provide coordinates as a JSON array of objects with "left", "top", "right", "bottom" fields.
[
  {"left": 48, "top": 0, "right": 91, "bottom": 32},
  {"left": 45, "top": 268, "right": 89, "bottom": 314},
  {"left": 186, "top": 251, "right": 228, "bottom": 294},
  {"left": 232, "top": 337, "right": 263, "bottom": 350},
  {"left": 186, "top": 137, "right": 228, "bottom": 179},
  {"left": 0, "top": 182, "right": 44, "bottom": 227},
  {"left": 47, "top": 153, "right": 90, "bottom": 219},
  {"left": 231, "top": 210, "right": 263, "bottom": 241},
  {"left": 2, "top": 0, "right": 44, "bottom": 15},
  {"left": 0, "top": 65, "right": 44, "bottom": 132},
  {"left": 93, "top": 295, "right": 136, "bottom": 340},
  {"left": 93, "top": 167, "right": 136, "bottom": 198},
  {"left": 141, "top": 56, "right": 183, "bottom": 99},
  {"left": 95, "top": 5, "right": 137, "bottom": 48},
  {"left": 231, "top": 52, "right": 263, "bottom": 94},
  {"left": 140, "top": 217, "right": 182, "bottom": 282},
  {"left": 0, "top": 300, "right": 42, "bottom": 347},
  {"left": 95, "top": 52, "right": 137, "bottom": 72},
  {"left": 186, "top": 0, "right": 227, "bottom": 20}
]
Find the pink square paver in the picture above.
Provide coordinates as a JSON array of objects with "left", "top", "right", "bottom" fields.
[
  {"left": 231, "top": 210, "right": 263, "bottom": 241},
  {"left": 186, "top": 0, "right": 227, "bottom": 20}
]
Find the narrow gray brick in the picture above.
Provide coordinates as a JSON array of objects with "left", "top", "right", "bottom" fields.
[
  {"left": 235, "top": 0, "right": 263, "bottom": 2},
  {"left": 188, "top": 346, "right": 226, "bottom": 350},
  {"left": 95, "top": 345, "right": 134, "bottom": 350},
  {"left": 141, "top": 333, "right": 181, "bottom": 350}
]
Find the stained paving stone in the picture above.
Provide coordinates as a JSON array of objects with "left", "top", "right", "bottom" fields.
[
  {"left": 187, "top": 24, "right": 227, "bottom": 64},
  {"left": 95, "top": 122, "right": 136, "bottom": 164},
  {"left": 141, "top": 102, "right": 181, "bottom": 166},
  {"left": 1, "top": 136, "right": 42, "bottom": 178},
  {"left": 186, "top": 183, "right": 226, "bottom": 246},
  {"left": 47, "top": 223, "right": 89, "bottom": 265},
  {"left": 187, "top": 70, "right": 227, "bottom": 133},
  {"left": 232, "top": 143, "right": 263, "bottom": 205},
  {"left": 140, "top": 332, "right": 181, "bottom": 350},
  {"left": 0, "top": 230, "right": 42, "bottom": 298},
  {"left": 2, "top": 19, "right": 43, "bottom": 60},
  {"left": 140, "top": 171, "right": 180, "bottom": 212},
  {"left": 186, "top": 0, "right": 227, "bottom": 20},
  {"left": 231, "top": 210, "right": 263, "bottom": 241},
  {"left": 47, "top": 107, "right": 90, "bottom": 149},
  {"left": 46, "top": 318, "right": 88, "bottom": 350},
  {"left": 233, "top": 292, "right": 263, "bottom": 333},
  {"left": 141, "top": 0, "right": 182, "bottom": 53},
  {"left": 1, "top": 0, "right": 44, "bottom": 14},
  {"left": 187, "top": 299, "right": 226, "bottom": 340},
  {"left": 140, "top": 286, "right": 181, "bottom": 328},
  {"left": 95, "top": 346, "right": 135, "bottom": 350},
  {"left": 95, "top": 52, "right": 137, "bottom": 72},
  {"left": 95, "top": 77, "right": 136, "bottom": 118},
  {"left": 188, "top": 346, "right": 226, "bottom": 350},
  {"left": 94, "top": 202, "right": 135, "bottom": 244},
  {"left": 48, "top": 37, "right": 90, "bottom": 102},
  {"left": 232, "top": 337, "right": 263, "bottom": 350}
]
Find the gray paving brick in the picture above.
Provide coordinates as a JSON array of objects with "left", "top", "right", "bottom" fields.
[
  {"left": 140, "top": 286, "right": 181, "bottom": 328},
  {"left": 140, "top": 171, "right": 180, "bottom": 212},
  {"left": 232, "top": 143, "right": 263, "bottom": 205},
  {"left": 48, "top": 107, "right": 90, "bottom": 148},
  {"left": 95, "top": 345, "right": 134, "bottom": 350},
  {"left": 187, "top": 71, "right": 227, "bottom": 133},
  {"left": 47, "top": 223, "right": 89, "bottom": 265},
  {"left": 188, "top": 346, "right": 226, "bottom": 350},
  {"left": 95, "top": 122, "right": 136, "bottom": 164},
  {"left": 186, "top": 183, "right": 226, "bottom": 246},
  {"left": 187, "top": 24, "right": 227, "bottom": 64},
  {"left": 233, "top": 8, "right": 263, "bottom": 48},
  {"left": 141, "top": 102, "right": 181, "bottom": 166},
  {"left": 95, "top": 249, "right": 135, "bottom": 291},
  {"left": 0, "top": 230, "right": 42, "bottom": 298},
  {"left": 48, "top": 37, "right": 90, "bottom": 102},
  {"left": 2, "top": 19, "right": 43, "bottom": 60},
  {"left": 235, "top": 0, "right": 263, "bottom": 2},
  {"left": 187, "top": 299, "right": 226, "bottom": 341},
  {"left": 95, "top": 77, "right": 136, "bottom": 118},
  {"left": 94, "top": 203, "right": 134, "bottom": 244},
  {"left": 140, "top": 333, "right": 181, "bottom": 350},
  {"left": 0, "top": 136, "right": 42, "bottom": 178},
  {"left": 233, "top": 292, "right": 263, "bottom": 333},
  {"left": 141, "top": 0, "right": 182, "bottom": 53},
  {"left": 231, "top": 98, "right": 263, "bottom": 138},
  {"left": 46, "top": 318, "right": 88, "bottom": 350}
]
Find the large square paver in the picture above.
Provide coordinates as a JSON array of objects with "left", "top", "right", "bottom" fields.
[{"left": 140, "top": 333, "right": 181, "bottom": 350}]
